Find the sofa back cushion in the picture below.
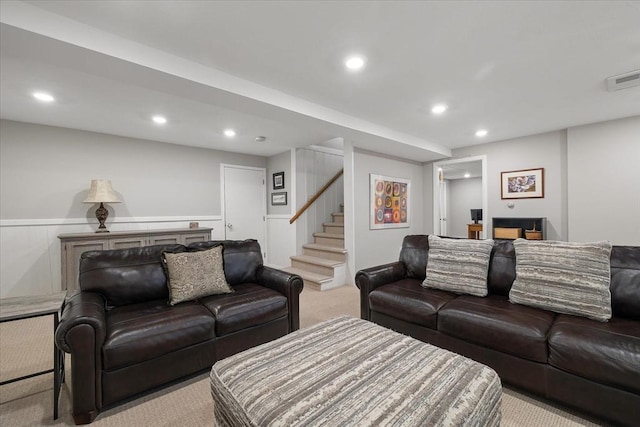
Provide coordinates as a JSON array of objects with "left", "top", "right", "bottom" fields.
[
  {"left": 400, "top": 235, "right": 516, "bottom": 294},
  {"left": 487, "top": 240, "right": 517, "bottom": 296},
  {"left": 399, "top": 235, "right": 430, "bottom": 280},
  {"left": 79, "top": 244, "right": 186, "bottom": 308},
  {"left": 509, "top": 239, "right": 613, "bottom": 322},
  {"left": 187, "top": 239, "right": 263, "bottom": 285},
  {"left": 422, "top": 235, "right": 494, "bottom": 297},
  {"left": 397, "top": 235, "right": 639, "bottom": 319},
  {"left": 610, "top": 245, "right": 640, "bottom": 320},
  {"left": 163, "top": 245, "right": 233, "bottom": 305}
]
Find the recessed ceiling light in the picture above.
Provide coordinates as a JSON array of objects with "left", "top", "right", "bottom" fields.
[
  {"left": 345, "top": 55, "right": 366, "bottom": 71},
  {"left": 33, "top": 92, "right": 54, "bottom": 102},
  {"left": 431, "top": 104, "right": 448, "bottom": 114},
  {"left": 255, "top": 136, "right": 267, "bottom": 142},
  {"left": 475, "top": 129, "right": 488, "bottom": 137},
  {"left": 464, "top": 173, "right": 471, "bottom": 178},
  {"left": 224, "top": 129, "right": 236, "bottom": 137},
  {"left": 152, "top": 115, "right": 167, "bottom": 124}
]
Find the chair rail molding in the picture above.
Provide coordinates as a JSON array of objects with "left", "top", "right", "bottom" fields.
[{"left": 0, "top": 215, "right": 223, "bottom": 299}]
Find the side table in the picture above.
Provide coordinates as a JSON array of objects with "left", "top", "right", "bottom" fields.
[
  {"left": 0, "top": 291, "right": 67, "bottom": 419},
  {"left": 467, "top": 223, "right": 483, "bottom": 239}
]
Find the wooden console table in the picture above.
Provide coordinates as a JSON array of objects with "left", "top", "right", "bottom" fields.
[
  {"left": 467, "top": 223, "right": 483, "bottom": 239},
  {"left": 58, "top": 228, "right": 212, "bottom": 292},
  {"left": 0, "top": 291, "right": 67, "bottom": 419}
]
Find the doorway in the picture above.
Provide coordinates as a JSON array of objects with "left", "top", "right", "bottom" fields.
[
  {"left": 432, "top": 155, "right": 487, "bottom": 238},
  {"left": 221, "top": 164, "right": 267, "bottom": 259}
]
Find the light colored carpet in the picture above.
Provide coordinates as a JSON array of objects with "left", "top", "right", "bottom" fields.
[{"left": 0, "top": 285, "right": 605, "bottom": 426}]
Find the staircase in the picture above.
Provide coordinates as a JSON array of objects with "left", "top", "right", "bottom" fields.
[{"left": 283, "top": 206, "right": 347, "bottom": 291}]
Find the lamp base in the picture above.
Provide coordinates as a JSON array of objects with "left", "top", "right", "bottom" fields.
[{"left": 95, "top": 202, "right": 110, "bottom": 233}]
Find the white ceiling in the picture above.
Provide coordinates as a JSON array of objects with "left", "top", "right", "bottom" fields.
[
  {"left": 441, "top": 161, "right": 483, "bottom": 181},
  {"left": 1, "top": 1, "right": 639, "bottom": 161}
]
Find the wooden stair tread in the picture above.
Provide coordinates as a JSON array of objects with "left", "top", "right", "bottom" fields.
[
  {"left": 290, "top": 255, "right": 343, "bottom": 267},
  {"left": 313, "top": 232, "right": 344, "bottom": 239},
  {"left": 281, "top": 267, "right": 332, "bottom": 283},
  {"left": 303, "top": 243, "right": 347, "bottom": 253}
]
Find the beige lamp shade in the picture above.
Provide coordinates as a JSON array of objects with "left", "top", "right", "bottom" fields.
[{"left": 83, "top": 180, "right": 121, "bottom": 203}]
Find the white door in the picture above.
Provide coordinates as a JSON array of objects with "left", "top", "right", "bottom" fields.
[{"left": 222, "top": 165, "right": 267, "bottom": 258}]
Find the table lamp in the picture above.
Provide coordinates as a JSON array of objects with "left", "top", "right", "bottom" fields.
[{"left": 83, "top": 180, "right": 121, "bottom": 233}]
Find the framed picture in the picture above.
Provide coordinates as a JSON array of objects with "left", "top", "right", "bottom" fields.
[
  {"left": 273, "top": 172, "right": 285, "bottom": 189},
  {"left": 501, "top": 168, "right": 544, "bottom": 199},
  {"left": 271, "top": 191, "right": 287, "bottom": 206},
  {"left": 370, "top": 174, "right": 410, "bottom": 229}
]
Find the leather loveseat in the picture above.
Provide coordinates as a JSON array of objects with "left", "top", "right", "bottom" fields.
[
  {"left": 356, "top": 235, "right": 640, "bottom": 426},
  {"left": 55, "top": 239, "right": 303, "bottom": 424}
]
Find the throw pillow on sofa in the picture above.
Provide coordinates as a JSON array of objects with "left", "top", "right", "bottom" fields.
[
  {"left": 163, "top": 245, "right": 233, "bottom": 305},
  {"left": 510, "top": 239, "right": 612, "bottom": 322},
  {"left": 422, "top": 235, "right": 494, "bottom": 297}
]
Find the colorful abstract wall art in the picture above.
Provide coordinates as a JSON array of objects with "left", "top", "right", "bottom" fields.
[{"left": 370, "top": 174, "right": 410, "bottom": 229}]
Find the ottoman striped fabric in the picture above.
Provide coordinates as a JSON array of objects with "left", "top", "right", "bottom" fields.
[{"left": 210, "top": 316, "right": 501, "bottom": 426}]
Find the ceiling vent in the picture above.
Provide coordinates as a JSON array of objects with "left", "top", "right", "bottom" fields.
[{"left": 606, "top": 69, "right": 640, "bottom": 91}]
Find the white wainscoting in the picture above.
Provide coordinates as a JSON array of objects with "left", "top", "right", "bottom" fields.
[
  {"left": 295, "top": 148, "right": 344, "bottom": 254},
  {"left": 266, "top": 215, "right": 296, "bottom": 269},
  {"left": 0, "top": 216, "right": 222, "bottom": 298}
]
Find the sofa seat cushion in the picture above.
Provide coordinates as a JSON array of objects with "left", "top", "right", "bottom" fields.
[
  {"left": 369, "top": 279, "right": 457, "bottom": 329},
  {"left": 438, "top": 295, "right": 556, "bottom": 363},
  {"left": 549, "top": 314, "right": 640, "bottom": 394},
  {"left": 103, "top": 299, "right": 216, "bottom": 371},
  {"left": 200, "top": 283, "right": 287, "bottom": 336}
]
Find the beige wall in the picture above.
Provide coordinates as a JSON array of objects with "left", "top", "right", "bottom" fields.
[
  {"left": 449, "top": 177, "right": 483, "bottom": 238},
  {"left": 426, "top": 116, "right": 639, "bottom": 244},
  {"left": 267, "top": 150, "right": 293, "bottom": 216},
  {"left": 0, "top": 120, "right": 266, "bottom": 220},
  {"left": 567, "top": 116, "right": 640, "bottom": 245},
  {"left": 446, "top": 130, "right": 568, "bottom": 240},
  {"left": 0, "top": 120, "right": 267, "bottom": 297},
  {"left": 353, "top": 149, "right": 426, "bottom": 272}
]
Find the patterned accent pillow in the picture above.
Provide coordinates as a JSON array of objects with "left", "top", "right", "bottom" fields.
[
  {"left": 163, "top": 246, "right": 233, "bottom": 305},
  {"left": 510, "top": 239, "right": 612, "bottom": 321},
  {"left": 422, "top": 235, "right": 494, "bottom": 297}
]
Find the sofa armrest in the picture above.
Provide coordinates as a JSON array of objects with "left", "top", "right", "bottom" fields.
[
  {"left": 256, "top": 266, "right": 304, "bottom": 332},
  {"left": 54, "top": 291, "right": 107, "bottom": 424},
  {"left": 55, "top": 291, "right": 106, "bottom": 352},
  {"left": 355, "top": 261, "right": 407, "bottom": 320}
]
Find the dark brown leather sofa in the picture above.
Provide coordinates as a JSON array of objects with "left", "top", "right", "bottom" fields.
[
  {"left": 356, "top": 235, "right": 640, "bottom": 426},
  {"left": 55, "top": 239, "right": 303, "bottom": 425}
]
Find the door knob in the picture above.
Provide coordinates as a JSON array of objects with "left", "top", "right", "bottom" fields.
[{"left": 226, "top": 223, "right": 233, "bottom": 229}]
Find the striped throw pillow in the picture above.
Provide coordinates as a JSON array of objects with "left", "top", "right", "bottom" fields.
[
  {"left": 510, "top": 239, "right": 612, "bottom": 321},
  {"left": 422, "top": 235, "right": 494, "bottom": 297}
]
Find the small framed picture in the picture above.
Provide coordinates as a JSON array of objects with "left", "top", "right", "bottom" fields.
[
  {"left": 501, "top": 168, "right": 544, "bottom": 199},
  {"left": 271, "top": 192, "right": 287, "bottom": 206},
  {"left": 273, "top": 172, "right": 285, "bottom": 189}
]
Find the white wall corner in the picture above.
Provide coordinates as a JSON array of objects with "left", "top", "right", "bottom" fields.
[{"left": 343, "top": 140, "right": 356, "bottom": 285}]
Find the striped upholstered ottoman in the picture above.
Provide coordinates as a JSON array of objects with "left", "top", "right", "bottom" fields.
[{"left": 210, "top": 316, "right": 501, "bottom": 426}]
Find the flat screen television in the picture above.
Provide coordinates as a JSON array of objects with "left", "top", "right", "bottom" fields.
[{"left": 471, "top": 209, "right": 482, "bottom": 224}]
